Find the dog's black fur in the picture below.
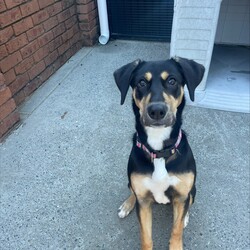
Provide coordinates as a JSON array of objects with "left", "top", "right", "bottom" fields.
[{"left": 114, "top": 57, "right": 205, "bottom": 250}]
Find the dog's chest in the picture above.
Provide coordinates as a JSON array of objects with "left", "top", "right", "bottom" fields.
[{"left": 143, "top": 158, "right": 179, "bottom": 204}]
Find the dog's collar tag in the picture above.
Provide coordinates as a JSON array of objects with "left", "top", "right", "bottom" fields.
[{"left": 136, "top": 130, "right": 182, "bottom": 161}]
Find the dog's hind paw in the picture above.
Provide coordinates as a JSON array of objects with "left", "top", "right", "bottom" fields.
[
  {"left": 118, "top": 206, "right": 130, "bottom": 218},
  {"left": 184, "top": 212, "right": 189, "bottom": 228},
  {"left": 118, "top": 197, "right": 136, "bottom": 218}
]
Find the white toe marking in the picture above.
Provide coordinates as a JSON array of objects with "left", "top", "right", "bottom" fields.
[
  {"left": 118, "top": 202, "right": 132, "bottom": 219},
  {"left": 184, "top": 212, "right": 189, "bottom": 228}
]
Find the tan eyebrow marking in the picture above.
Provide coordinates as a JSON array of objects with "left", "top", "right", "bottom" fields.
[
  {"left": 161, "top": 71, "right": 169, "bottom": 80},
  {"left": 144, "top": 72, "right": 152, "bottom": 81}
]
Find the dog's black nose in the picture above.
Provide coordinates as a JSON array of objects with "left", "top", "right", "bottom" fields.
[{"left": 147, "top": 103, "right": 167, "bottom": 120}]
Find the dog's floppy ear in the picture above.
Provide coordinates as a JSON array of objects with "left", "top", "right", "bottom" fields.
[
  {"left": 173, "top": 57, "right": 205, "bottom": 101},
  {"left": 113, "top": 59, "right": 141, "bottom": 105}
]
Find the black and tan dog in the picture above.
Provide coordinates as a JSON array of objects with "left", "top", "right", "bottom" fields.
[{"left": 113, "top": 57, "right": 205, "bottom": 250}]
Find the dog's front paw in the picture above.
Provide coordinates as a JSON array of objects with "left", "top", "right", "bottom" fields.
[{"left": 154, "top": 193, "right": 170, "bottom": 204}]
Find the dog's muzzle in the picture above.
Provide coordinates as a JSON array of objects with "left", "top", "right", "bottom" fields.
[{"left": 142, "top": 102, "right": 175, "bottom": 127}]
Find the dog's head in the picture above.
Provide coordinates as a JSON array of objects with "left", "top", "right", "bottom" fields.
[{"left": 114, "top": 57, "right": 205, "bottom": 127}]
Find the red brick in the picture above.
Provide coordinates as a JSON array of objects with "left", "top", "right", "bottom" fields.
[
  {"left": 5, "top": 0, "right": 28, "bottom": 9},
  {"left": 39, "top": 65, "right": 53, "bottom": 83},
  {"left": 23, "top": 77, "right": 39, "bottom": 96},
  {"left": 37, "top": 30, "right": 54, "bottom": 47},
  {"left": 64, "top": 47, "right": 74, "bottom": 61},
  {"left": 26, "top": 23, "right": 44, "bottom": 41},
  {"left": 37, "top": 0, "right": 53, "bottom": 9},
  {"left": 0, "top": 1, "right": 7, "bottom": 13},
  {"left": 57, "top": 54, "right": 68, "bottom": 67},
  {"left": 44, "top": 49, "right": 58, "bottom": 66},
  {"left": 20, "top": 0, "right": 39, "bottom": 17},
  {"left": 9, "top": 72, "right": 29, "bottom": 95},
  {"left": 0, "top": 44, "right": 8, "bottom": 59},
  {"left": 0, "top": 111, "right": 20, "bottom": 139},
  {"left": 48, "top": 36, "right": 62, "bottom": 52},
  {"left": 78, "top": 8, "right": 97, "bottom": 22},
  {"left": 47, "top": 2, "right": 62, "bottom": 16},
  {"left": 0, "top": 72, "right": 4, "bottom": 85},
  {"left": 52, "top": 56, "right": 63, "bottom": 71},
  {"left": 69, "top": 5, "right": 76, "bottom": 16},
  {"left": 28, "top": 60, "right": 45, "bottom": 80},
  {"left": 76, "top": 0, "right": 93, "bottom": 4},
  {"left": 43, "top": 15, "right": 58, "bottom": 31},
  {"left": 79, "top": 18, "right": 97, "bottom": 31},
  {"left": 77, "top": 2, "right": 95, "bottom": 14},
  {"left": 52, "top": 23, "right": 65, "bottom": 38},
  {"left": 13, "top": 89, "right": 25, "bottom": 105},
  {"left": 15, "top": 56, "right": 34, "bottom": 75},
  {"left": 13, "top": 16, "right": 33, "bottom": 36},
  {"left": 0, "top": 7, "right": 22, "bottom": 28},
  {"left": 32, "top": 9, "right": 49, "bottom": 25},
  {"left": 73, "top": 23, "right": 79, "bottom": 33},
  {"left": 0, "top": 87, "right": 11, "bottom": 106},
  {"left": 0, "top": 27, "right": 14, "bottom": 45},
  {"left": 57, "top": 8, "right": 70, "bottom": 22},
  {"left": 64, "top": 15, "right": 77, "bottom": 29},
  {"left": 62, "top": 0, "right": 75, "bottom": 9},
  {"left": 4, "top": 69, "right": 16, "bottom": 86},
  {"left": 20, "top": 40, "right": 39, "bottom": 58},
  {"left": 62, "top": 26, "right": 74, "bottom": 42},
  {"left": 71, "top": 41, "right": 81, "bottom": 54},
  {"left": 33, "top": 46, "right": 50, "bottom": 63},
  {"left": 70, "top": 32, "right": 80, "bottom": 46},
  {"left": 0, "top": 51, "right": 22, "bottom": 73},
  {"left": 57, "top": 40, "right": 70, "bottom": 55},
  {"left": 82, "top": 25, "right": 98, "bottom": 46},
  {"left": 6, "top": 33, "right": 28, "bottom": 53},
  {"left": 0, "top": 98, "right": 16, "bottom": 121}
]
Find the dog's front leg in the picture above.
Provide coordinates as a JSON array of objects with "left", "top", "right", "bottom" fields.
[
  {"left": 169, "top": 197, "right": 189, "bottom": 250},
  {"left": 136, "top": 198, "right": 153, "bottom": 250}
]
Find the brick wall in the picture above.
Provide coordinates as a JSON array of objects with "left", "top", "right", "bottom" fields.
[{"left": 0, "top": 0, "right": 98, "bottom": 140}]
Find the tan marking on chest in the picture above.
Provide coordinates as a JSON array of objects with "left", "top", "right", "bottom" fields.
[
  {"left": 131, "top": 159, "right": 180, "bottom": 204},
  {"left": 169, "top": 172, "right": 195, "bottom": 198}
]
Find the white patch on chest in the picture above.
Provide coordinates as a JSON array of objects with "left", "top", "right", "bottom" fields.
[
  {"left": 143, "top": 126, "right": 178, "bottom": 204},
  {"left": 145, "top": 126, "right": 172, "bottom": 150},
  {"left": 144, "top": 158, "right": 180, "bottom": 204}
]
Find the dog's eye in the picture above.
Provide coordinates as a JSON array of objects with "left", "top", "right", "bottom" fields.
[
  {"left": 168, "top": 78, "right": 176, "bottom": 85},
  {"left": 138, "top": 80, "right": 147, "bottom": 88}
]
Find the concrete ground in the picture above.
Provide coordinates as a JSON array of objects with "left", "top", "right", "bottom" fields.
[{"left": 0, "top": 40, "right": 249, "bottom": 250}]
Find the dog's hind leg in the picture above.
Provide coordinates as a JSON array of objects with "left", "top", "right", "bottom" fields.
[{"left": 118, "top": 189, "right": 136, "bottom": 218}]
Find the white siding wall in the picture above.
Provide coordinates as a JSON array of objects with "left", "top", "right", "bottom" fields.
[
  {"left": 170, "top": 0, "right": 222, "bottom": 91},
  {"left": 215, "top": 0, "right": 250, "bottom": 45}
]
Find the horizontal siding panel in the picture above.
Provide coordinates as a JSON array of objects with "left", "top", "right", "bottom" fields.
[
  {"left": 178, "top": 0, "right": 220, "bottom": 8},
  {"left": 177, "top": 18, "right": 214, "bottom": 30},
  {"left": 175, "top": 39, "right": 209, "bottom": 50},
  {"left": 176, "top": 29, "right": 211, "bottom": 40},
  {"left": 175, "top": 49, "right": 207, "bottom": 61},
  {"left": 179, "top": 7, "right": 215, "bottom": 19}
]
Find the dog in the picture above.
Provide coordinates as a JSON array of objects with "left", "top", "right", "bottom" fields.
[{"left": 113, "top": 57, "right": 205, "bottom": 250}]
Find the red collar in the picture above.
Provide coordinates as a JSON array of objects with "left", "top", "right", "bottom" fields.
[{"left": 136, "top": 130, "right": 182, "bottom": 161}]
